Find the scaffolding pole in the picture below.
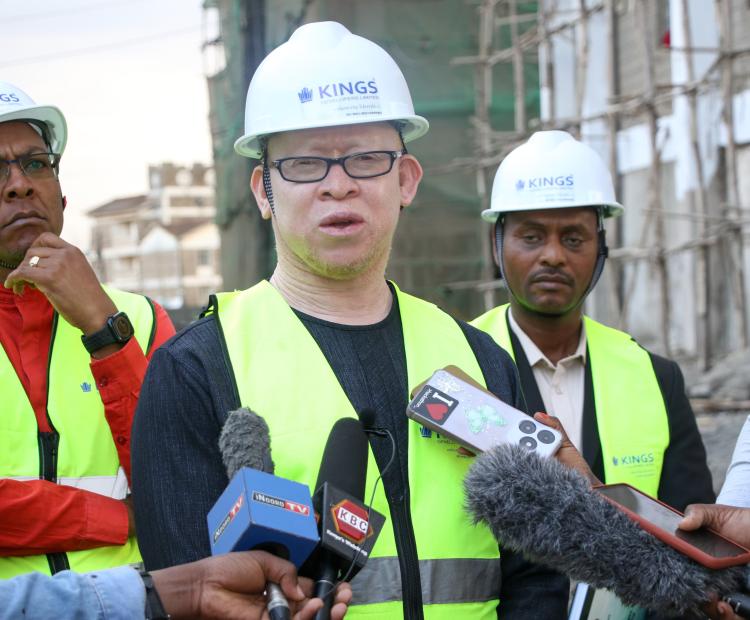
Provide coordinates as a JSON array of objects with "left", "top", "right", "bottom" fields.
[
  {"left": 446, "top": 0, "right": 749, "bottom": 368},
  {"left": 636, "top": 0, "right": 671, "bottom": 357},
  {"left": 716, "top": 0, "right": 749, "bottom": 350},
  {"left": 475, "top": 0, "right": 500, "bottom": 311}
]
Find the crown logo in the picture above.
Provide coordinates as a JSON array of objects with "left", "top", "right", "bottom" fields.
[
  {"left": 297, "top": 87, "right": 313, "bottom": 103},
  {"left": 515, "top": 179, "right": 525, "bottom": 190}
]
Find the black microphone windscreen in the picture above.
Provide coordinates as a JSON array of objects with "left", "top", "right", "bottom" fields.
[
  {"left": 464, "top": 445, "right": 746, "bottom": 618},
  {"left": 315, "top": 418, "right": 368, "bottom": 500},
  {"left": 219, "top": 407, "right": 275, "bottom": 479}
]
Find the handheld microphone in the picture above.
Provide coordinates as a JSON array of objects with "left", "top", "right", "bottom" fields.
[
  {"left": 304, "top": 417, "right": 386, "bottom": 620},
  {"left": 464, "top": 444, "right": 747, "bottom": 618},
  {"left": 208, "top": 408, "right": 320, "bottom": 620}
]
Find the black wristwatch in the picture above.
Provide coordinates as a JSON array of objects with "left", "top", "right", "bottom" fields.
[
  {"left": 140, "top": 571, "right": 171, "bottom": 620},
  {"left": 81, "top": 311, "right": 134, "bottom": 354}
]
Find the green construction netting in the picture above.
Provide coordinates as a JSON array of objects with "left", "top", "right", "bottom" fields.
[{"left": 206, "top": 0, "right": 537, "bottom": 311}]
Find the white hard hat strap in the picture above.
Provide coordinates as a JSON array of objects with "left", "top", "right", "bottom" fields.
[
  {"left": 261, "top": 148, "right": 276, "bottom": 216},
  {"left": 12, "top": 118, "right": 54, "bottom": 152}
]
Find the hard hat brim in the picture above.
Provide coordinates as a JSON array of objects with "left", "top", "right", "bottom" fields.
[
  {"left": 0, "top": 104, "right": 67, "bottom": 155},
  {"left": 482, "top": 201, "right": 625, "bottom": 222},
  {"left": 234, "top": 115, "right": 429, "bottom": 160}
]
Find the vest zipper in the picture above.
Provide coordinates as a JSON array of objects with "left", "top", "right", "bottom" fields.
[
  {"left": 389, "top": 492, "right": 424, "bottom": 619},
  {"left": 38, "top": 432, "right": 58, "bottom": 483},
  {"left": 37, "top": 430, "right": 68, "bottom": 573},
  {"left": 39, "top": 313, "right": 70, "bottom": 574}
]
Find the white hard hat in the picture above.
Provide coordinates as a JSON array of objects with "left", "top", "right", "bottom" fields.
[
  {"left": 234, "top": 21, "right": 429, "bottom": 159},
  {"left": 0, "top": 81, "right": 67, "bottom": 155},
  {"left": 482, "top": 130, "right": 623, "bottom": 222}
]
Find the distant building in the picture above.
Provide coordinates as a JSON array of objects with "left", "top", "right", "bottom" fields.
[{"left": 89, "top": 163, "right": 222, "bottom": 310}]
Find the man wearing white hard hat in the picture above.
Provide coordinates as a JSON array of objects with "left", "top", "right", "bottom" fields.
[
  {"left": 472, "top": 131, "right": 713, "bottom": 511},
  {"left": 0, "top": 82, "right": 175, "bottom": 578},
  {"left": 132, "top": 22, "right": 570, "bottom": 618}
]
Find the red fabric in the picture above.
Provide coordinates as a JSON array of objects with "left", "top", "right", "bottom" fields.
[
  {"left": 0, "top": 285, "right": 175, "bottom": 553},
  {"left": 0, "top": 479, "right": 130, "bottom": 555}
]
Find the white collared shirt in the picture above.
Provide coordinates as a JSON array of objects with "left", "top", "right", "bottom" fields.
[{"left": 508, "top": 309, "right": 587, "bottom": 451}]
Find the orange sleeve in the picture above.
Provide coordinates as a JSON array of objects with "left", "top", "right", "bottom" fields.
[
  {"left": 0, "top": 479, "right": 129, "bottom": 555},
  {"left": 90, "top": 302, "right": 176, "bottom": 483}
]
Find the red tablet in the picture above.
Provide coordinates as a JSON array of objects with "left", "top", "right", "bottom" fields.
[{"left": 595, "top": 483, "right": 750, "bottom": 570}]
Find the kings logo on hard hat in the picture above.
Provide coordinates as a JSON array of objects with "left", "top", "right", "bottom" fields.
[
  {"left": 481, "top": 130, "right": 624, "bottom": 221},
  {"left": 297, "top": 80, "right": 378, "bottom": 105}
]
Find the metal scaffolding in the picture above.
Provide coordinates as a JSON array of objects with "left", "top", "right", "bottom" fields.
[{"left": 450, "top": 0, "right": 750, "bottom": 369}]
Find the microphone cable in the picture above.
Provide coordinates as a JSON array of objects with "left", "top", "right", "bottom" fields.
[{"left": 315, "top": 410, "right": 397, "bottom": 608}]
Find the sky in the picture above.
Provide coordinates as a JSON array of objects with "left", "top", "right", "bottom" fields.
[{"left": 1, "top": 0, "right": 213, "bottom": 248}]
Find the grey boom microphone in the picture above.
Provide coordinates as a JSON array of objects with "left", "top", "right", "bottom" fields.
[
  {"left": 218, "top": 407, "right": 288, "bottom": 620},
  {"left": 464, "top": 444, "right": 746, "bottom": 618},
  {"left": 219, "top": 407, "right": 275, "bottom": 477}
]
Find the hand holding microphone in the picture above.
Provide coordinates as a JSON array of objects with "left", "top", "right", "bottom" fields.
[
  {"left": 464, "top": 443, "right": 747, "bottom": 618},
  {"left": 679, "top": 505, "right": 750, "bottom": 619},
  {"left": 304, "top": 417, "right": 386, "bottom": 620},
  {"left": 680, "top": 505, "right": 750, "bottom": 550},
  {"left": 210, "top": 410, "right": 381, "bottom": 620},
  {"left": 209, "top": 408, "right": 321, "bottom": 620},
  {"left": 151, "top": 549, "right": 351, "bottom": 620}
]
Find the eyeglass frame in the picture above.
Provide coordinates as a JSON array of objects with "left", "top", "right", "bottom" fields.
[
  {"left": 0, "top": 152, "right": 61, "bottom": 184},
  {"left": 269, "top": 149, "right": 406, "bottom": 183}
]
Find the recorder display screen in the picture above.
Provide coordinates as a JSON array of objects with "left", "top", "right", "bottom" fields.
[{"left": 597, "top": 484, "right": 748, "bottom": 559}]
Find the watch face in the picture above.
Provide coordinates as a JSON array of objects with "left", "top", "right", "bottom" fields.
[{"left": 111, "top": 313, "right": 134, "bottom": 340}]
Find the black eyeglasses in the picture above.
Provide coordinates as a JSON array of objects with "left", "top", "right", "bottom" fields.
[
  {"left": 0, "top": 152, "right": 60, "bottom": 184},
  {"left": 270, "top": 150, "right": 405, "bottom": 183}
]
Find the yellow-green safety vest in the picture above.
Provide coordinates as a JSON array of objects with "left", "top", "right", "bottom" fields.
[
  {"left": 471, "top": 304, "right": 669, "bottom": 496},
  {"left": 212, "top": 281, "right": 502, "bottom": 619},
  {"left": 0, "top": 287, "right": 155, "bottom": 578}
]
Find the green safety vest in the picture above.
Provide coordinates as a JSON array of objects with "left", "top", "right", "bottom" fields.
[
  {"left": 212, "top": 281, "right": 502, "bottom": 619},
  {"left": 0, "top": 287, "right": 154, "bottom": 578},
  {"left": 471, "top": 304, "right": 669, "bottom": 496}
]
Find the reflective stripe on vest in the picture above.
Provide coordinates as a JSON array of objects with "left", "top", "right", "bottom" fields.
[
  {"left": 471, "top": 304, "right": 670, "bottom": 496},
  {"left": 0, "top": 286, "right": 153, "bottom": 578},
  {"left": 213, "top": 281, "right": 501, "bottom": 618},
  {"left": 351, "top": 557, "right": 503, "bottom": 605},
  {"left": 4, "top": 471, "right": 130, "bottom": 498}
]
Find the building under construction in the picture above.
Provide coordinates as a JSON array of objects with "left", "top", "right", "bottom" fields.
[{"left": 203, "top": 0, "right": 750, "bottom": 371}]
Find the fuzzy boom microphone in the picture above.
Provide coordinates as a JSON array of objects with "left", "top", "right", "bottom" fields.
[
  {"left": 464, "top": 445, "right": 746, "bottom": 618},
  {"left": 219, "top": 407, "right": 275, "bottom": 478},
  {"left": 210, "top": 408, "right": 319, "bottom": 620}
]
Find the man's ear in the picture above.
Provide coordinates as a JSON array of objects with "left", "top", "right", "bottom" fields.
[
  {"left": 250, "top": 165, "right": 272, "bottom": 220},
  {"left": 398, "top": 155, "right": 423, "bottom": 208}
]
